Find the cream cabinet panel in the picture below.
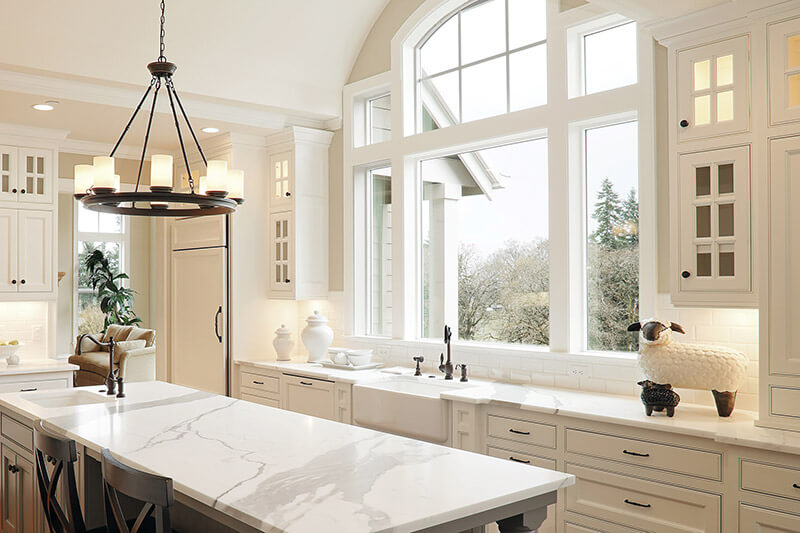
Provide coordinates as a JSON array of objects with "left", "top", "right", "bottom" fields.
[
  {"left": 739, "top": 504, "right": 800, "bottom": 533},
  {"left": 0, "top": 146, "right": 18, "bottom": 203},
  {"left": 17, "top": 150, "right": 51, "bottom": 205},
  {"left": 767, "top": 136, "right": 800, "bottom": 376},
  {"left": 674, "top": 146, "right": 752, "bottom": 305},
  {"left": 171, "top": 215, "right": 225, "bottom": 250},
  {"left": 280, "top": 374, "right": 336, "bottom": 420},
  {"left": 768, "top": 16, "right": 800, "bottom": 125},
  {"left": 17, "top": 210, "right": 52, "bottom": 293},
  {"left": 269, "top": 151, "right": 293, "bottom": 211},
  {"left": 1, "top": 443, "right": 34, "bottom": 533},
  {"left": 0, "top": 209, "right": 18, "bottom": 293},
  {"left": 676, "top": 35, "right": 749, "bottom": 141}
]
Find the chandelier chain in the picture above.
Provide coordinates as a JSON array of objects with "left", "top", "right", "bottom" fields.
[{"left": 158, "top": 0, "right": 167, "bottom": 62}]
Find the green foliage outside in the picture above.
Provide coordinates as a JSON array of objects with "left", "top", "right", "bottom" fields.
[
  {"left": 456, "top": 177, "right": 639, "bottom": 352},
  {"left": 81, "top": 247, "right": 141, "bottom": 333}
]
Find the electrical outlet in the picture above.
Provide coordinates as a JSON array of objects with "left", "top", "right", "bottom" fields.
[
  {"left": 376, "top": 346, "right": 389, "bottom": 358},
  {"left": 567, "top": 364, "right": 591, "bottom": 378}
]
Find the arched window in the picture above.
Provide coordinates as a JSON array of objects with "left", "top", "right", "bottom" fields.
[{"left": 416, "top": 0, "right": 547, "bottom": 131}]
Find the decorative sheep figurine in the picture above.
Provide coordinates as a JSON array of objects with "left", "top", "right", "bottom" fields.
[
  {"left": 637, "top": 380, "right": 680, "bottom": 417},
  {"left": 627, "top": 319, "right": 749, "bottom": 417}
]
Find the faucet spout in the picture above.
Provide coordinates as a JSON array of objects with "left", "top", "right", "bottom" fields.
[{"left": 439, "top": 325, "right": 454, "bottom": 380}]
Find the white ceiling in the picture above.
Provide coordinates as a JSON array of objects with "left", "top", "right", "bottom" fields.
[{"left": 0, "top": 0, "right": 391, "bottom": 121}]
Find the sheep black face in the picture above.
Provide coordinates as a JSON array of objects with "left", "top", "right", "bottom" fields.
[{"left": 627, "top": 319, "right": 686, "bottom": 344}]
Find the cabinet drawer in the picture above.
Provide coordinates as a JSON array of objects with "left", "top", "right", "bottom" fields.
[
  {"left": 487, "top": 415, "right": 556, "bottom": 449},
  {"left": 770, "top": 386, "right": 800, "bottom": 418},
  {"left": 565, "top": 463, "right": 720, "bottom": 533},
  {"left": 565, "top": 428, "right": 721, "bottom": 480},
  {"left": 240, "top": 372, "right": 279, "bottom": 395},
  {"left": 0, "top": 414, "right": 32, "bottom": 451},
  {"left": 739, "top": 503, "right": 800, "bottom": 532},
  {"left": 0, "top": 378, "right": 68, "bottom": 394},
  {"left": 241, "top": 393, "right": 280, "bottom": 409},
  {"left": 281, "top": 374, "right": 335, "bottom": 420},
  {"left": 487, "top": 446, "right": 556, "bottom": 470},
  {"left": 741, "top": 459, "right": 800, "bottom": 501}
]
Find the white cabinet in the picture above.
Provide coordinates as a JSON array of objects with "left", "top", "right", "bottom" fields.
[
  {"left": 0, "top": 148, "right": 53, "bottom": 206},
  {"left": 280, "top": 374, "right": 336, "bottom": 420},
  {"left": 0, "top": 146, "right": 18, "bottom": 203},
  {"left": 672, "top": 146, "right": 752, "bottom": 305},
  {"left": 266, "top": 127, "right": 333, "bottom": 300},
  {"left": 1, "top": 443, "right": 35, "bottom": 533},
  {"left": 740, "top": 504, "right": 800, "bottom": 533},
  {"left": 768, "top": 15, "right": 800, "bottom": 125},
  {"left": 676, "top": 35, "right": 749, "bottom": 142},
  {"left": 0, "top": 209, "right": 53, "bottom": 295}
]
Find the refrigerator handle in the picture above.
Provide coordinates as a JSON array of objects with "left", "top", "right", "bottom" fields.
[{"left": 214, "top": 306, "right": 223, "bottom": 343}]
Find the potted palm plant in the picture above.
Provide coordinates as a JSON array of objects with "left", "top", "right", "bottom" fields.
[{"left": 83, "top": 249, "right": 141, "bottom": 332}]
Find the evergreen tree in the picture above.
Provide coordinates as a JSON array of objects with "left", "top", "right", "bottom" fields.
[
  {"left": 591, "top": 177, "right": 621, "bottom": 248},
  {"left": 621, "top": 187, "right": 639, "bottom": 247}
]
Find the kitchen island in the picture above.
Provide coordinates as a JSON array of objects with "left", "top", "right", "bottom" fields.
[{"left": 0, "top": 381, "right": 573, "bottom": 532}]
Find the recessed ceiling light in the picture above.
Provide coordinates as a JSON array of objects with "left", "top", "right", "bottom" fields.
[
  {"left": 201, "top": 127, "right": 220, "bottom": 134},
  {"left": 32, "top": 103, "right": 55, "bottom": 111}
]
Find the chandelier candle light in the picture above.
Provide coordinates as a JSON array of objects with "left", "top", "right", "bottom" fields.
[{"left": 73, "top": 0, "right": 244, "bottom": 217}]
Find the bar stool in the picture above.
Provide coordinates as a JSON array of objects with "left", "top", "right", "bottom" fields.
[
  {"left": 34, "top": 420, "right": 91, "bottom": 533},
  {"left": 101, "top": 448, "right": 174, "bottom": 533}
]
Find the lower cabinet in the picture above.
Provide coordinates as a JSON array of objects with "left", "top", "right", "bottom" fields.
[
  {"left": 280, "top": 374, "right": 336, "bottom": 421},
  {"left": 1, "top": 442, "right": 35, "bottom": 533},
  {"left": 739, "top": 504, "right": 800, "bottom": 532}
]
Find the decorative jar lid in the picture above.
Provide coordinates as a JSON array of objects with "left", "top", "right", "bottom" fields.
[
  {"left": 305, "top": 310, "right": 329, "bottom": 325},
  {"left": 275, "top": 324, "right": 291, "bottom": 336}
]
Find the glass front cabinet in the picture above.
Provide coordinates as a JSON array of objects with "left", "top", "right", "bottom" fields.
[
  {"left": 769, "top": 15, "right": 800, "bottom": 124},
  {"left": 673, "top": 146, "right": 753, "bottom": 305},
  {"left": 676, "top": 35, "right": 750, "bottom": 142}
]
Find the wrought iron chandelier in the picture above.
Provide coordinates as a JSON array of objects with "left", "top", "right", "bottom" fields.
[{"left": 73, "top": 0, "right": 243, "bottom": 216}]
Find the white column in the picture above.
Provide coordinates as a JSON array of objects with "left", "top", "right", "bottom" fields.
[{"left": 428, "top": 183, "right": 461, "bottom": 339}]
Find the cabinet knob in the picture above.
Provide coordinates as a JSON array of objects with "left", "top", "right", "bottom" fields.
[
  {"left": 20, "top": 189, "right": 25, "bottom": 194},
  {"left": 285, "top": 191, "right": 291, "bottom": 197},
  {"left": 20, "top": 279, "right": 25, "bottom": 285},
  {"left": 7, "top": 464, "right": 18, "bottom": 474},
  {"left": 679, "top": 119, "right": 689, "bottom": 128},
  {"left": 11, "top": 188, "right": 16, "bottom": 193},
  {"left": 11, "top": 280, "right": 16, "bottom": 285},
  {"left": 285, "top": 279, "right": 290, "bottom": 283},
  {"left": 681, "top": 271, "right": 691, "bottom": 279}
]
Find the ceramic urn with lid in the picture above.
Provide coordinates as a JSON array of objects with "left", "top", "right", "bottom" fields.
[
  {"left": 301, "top": 311, "right": 334, "bottom": 363},
  {"left": 273, "top": 324, "right": 294, "bottom": 361}
]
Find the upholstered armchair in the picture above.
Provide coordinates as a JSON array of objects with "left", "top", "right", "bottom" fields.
[{"left": 69, "top": 325, "right": 156, "bottom": 387}]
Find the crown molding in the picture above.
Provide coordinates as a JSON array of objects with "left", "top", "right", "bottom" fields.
[
  {"left": 0, "top": 122, "right": 69, "bottom": 149},
  {"left": 0, "top": 68, "right": 340, "bottom": 133},
  {"left": 265, "top": 126, "right": 335, "bottom": 149},
  {"left": 58, "top": 138, "right": 160, "bottom": 160}
]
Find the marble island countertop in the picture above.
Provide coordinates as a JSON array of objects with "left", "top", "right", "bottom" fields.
[
  {"left": 0, "top": 382, "right": 573, "bottom": 533},
  {"left": 239, "top": 359, "right": 800, "bottom": 456}
]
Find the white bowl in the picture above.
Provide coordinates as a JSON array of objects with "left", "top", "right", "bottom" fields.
[
  {"left": 346, "top": 349, "right": 373, "bottom": 366},
  {"left": 0, "top": 344, "right": 22, "bottom": 362}
]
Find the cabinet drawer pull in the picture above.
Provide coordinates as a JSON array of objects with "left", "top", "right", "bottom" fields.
[
  {"left": 509, "top": 456, "right": 530, "bottom": 464},
  {"left": 299, "top": 381, "right": 313, "bottom": 386},
  {"left": 19, "top": 387, "right": 37, "bottom": 392},
  {"left": 252, "top": 380, "right": 264, "bottom": 385},
  {"left": 624, "top": 498, "right": 651, "bottom": 508},
  {"left": 793, "top": 483, "right": 800, "bottom": 489},
  {"left": 622, "top": 449, "right": 650, "bottom": 457},
  {"left": 7, "top": 464, "right": 18, "bottom": 474},
  {"left": 509, "top": 429, "right": 530, "bottom": 435}
]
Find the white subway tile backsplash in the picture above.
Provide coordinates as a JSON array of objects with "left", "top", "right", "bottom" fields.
[{"left": 0, "top": 302, "right": 50, "bottom": 360}]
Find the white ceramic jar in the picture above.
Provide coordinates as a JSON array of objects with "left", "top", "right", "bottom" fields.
[
  {"left": 272, "top": 324, "right": 294, "bottom": 361},
  {"left": 301, "top": 311, "right": 334, "bottom": 363}
]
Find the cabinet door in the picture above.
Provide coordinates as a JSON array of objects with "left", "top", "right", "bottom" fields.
[
  {"left": 768, "top": 16, "right": 800, "bottom": 124},
  {"left": 768, "top": 136, "right": 800, "bottom": 376},
  {"left": 17, "top": 210, "right": 52, "bottom": 293},
  {"left": 0, "top": 209, "right": 18, "bottom": 293},
  {"left": 0, "top": 146, "right": 18, "bottom": 203},
  {"left": 1, "top": 444, "right": 19, "bottom": 533},
  {"left": 269, "top": 151, "right": 293, "bottom": 210},
  {"left": 281, "top": 375, "right": 336, "bottom": 420},
  {"left": 678, "top": 146, "right": 750, "bottom": 293},
  {"left": 269, "top": 212, "right": 294, "bottom": 297},
  {"left": 17, "top": 150, "right": 51, "bottom": 204},
  {"left": 15, "top": 454, "right": 33, "bottom": 533},
  {"left": 676, "top": 35, "right": 749, "bottom": 141}
]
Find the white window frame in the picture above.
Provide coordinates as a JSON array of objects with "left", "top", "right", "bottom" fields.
[
  {"left": 72, "top": 187, "right": 131, "bottom": 337},
  {"left": 343, "top": 0, "right": 657, "bottom": 361}
]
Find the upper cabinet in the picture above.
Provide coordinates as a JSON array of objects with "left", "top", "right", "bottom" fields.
[
  {"left": 769, "top": 16, "right": 800, "bottom": 125},
  {"left": 0, "top": 146, "right": 53, "bottom": 206},
  {"left": 266, "top": 127, "right": 334, "bottom": 300},
  {"left": 674, "top": 146, "right": 752, "bottom": 304},
  {"left": 676, "top": 35, "right": 750, "bottom": 142}
]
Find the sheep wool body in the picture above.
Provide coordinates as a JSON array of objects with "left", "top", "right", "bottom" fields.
[{"left": 638, "top": 341, "right": 748, "bottom": 392}]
